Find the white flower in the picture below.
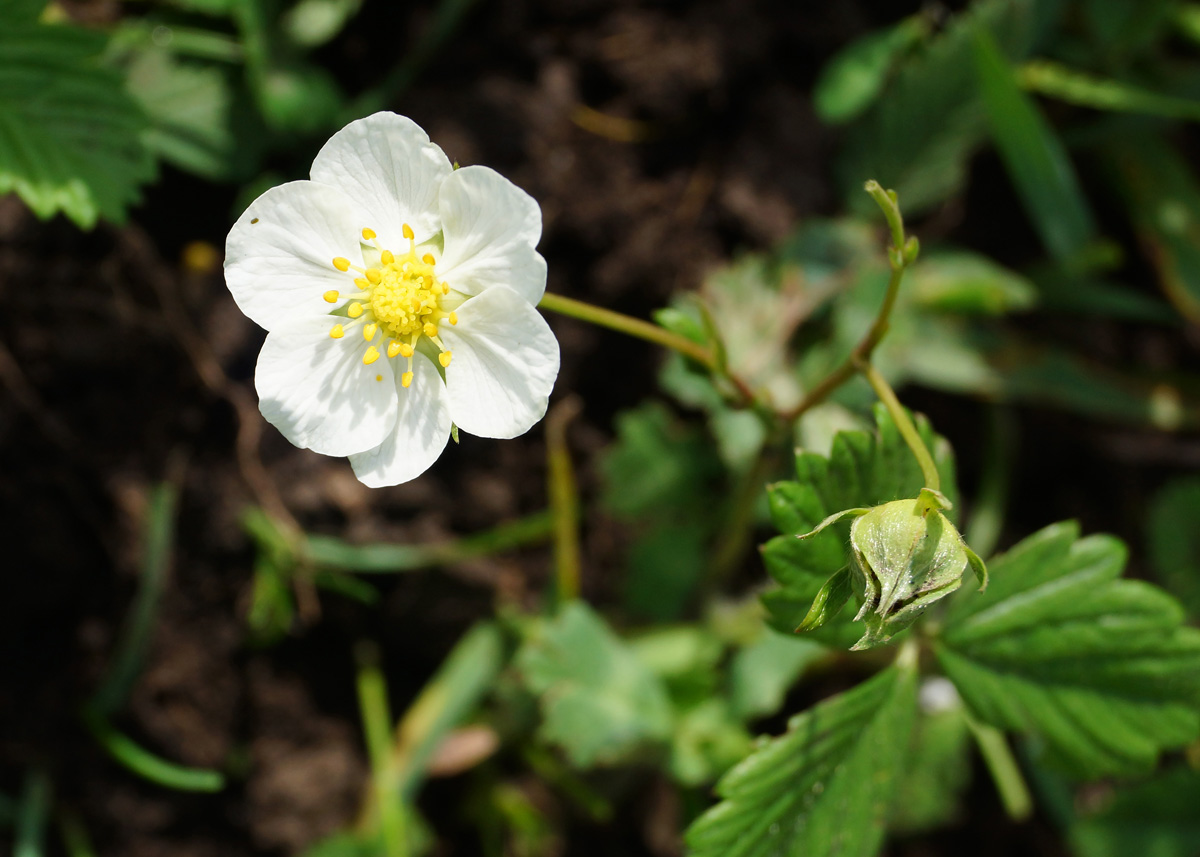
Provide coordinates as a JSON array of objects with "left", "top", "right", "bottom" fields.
[{"left": 224, "top": 112, "right": 560, "bottom": 486}]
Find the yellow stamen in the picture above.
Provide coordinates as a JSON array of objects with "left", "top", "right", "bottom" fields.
[
  {"left": 423, "top": 322, "right": 438, "bottom": 338},
  {"left": 375, "top": 374, "right": 383, "bottom": 382},
  {"left": 402, "top": 223, "right": 414, "bottom": 240},
  {"left": 401, "top": 371, "right": 414, "bottom": 388},
  {"left": 348, "top": 302, "right": 364, "bottom": 318},
  {"left": 323, "top": 290, "right": 339, "bottom": 303},
  {"left": 399, "top": 343, "right": 414, "bottom": 358},
  {"left": 387, "top": 340, "right": 403, "bottom": 358},
  {"left": 381, "top": 249, "right": 394, "bottom": 265},
  {"left": 362, "top": 227, "right": 376, "bottom": 240},
  {"left": 448, "top": 312, "right": 458, "bottom": 325},
  {"left": 329, "top": 324, "right": 344, "bottom": 339},
  {"left": 422, "top": 253, "right": 436, "bottom": 265},
  {"left": 365, "top": 268, "right": 382, "bottom": 285},
  {"left": 363, "top": 323, "right": 378, "bottom": 341},
  {"left": 439, "top": 350, "right": 453, "bottom": 368},
  {"left": 332, "top": 257, "right": 350, "bottom": 272},
  {"left": 354, "top": 277, "right": 369, "bottom": 288},
  {"left": 363, "top": 346, "right": 381, "bottom": 365},
  {"left": 441, "top": 283, "right": 449, "bottom": 295}
]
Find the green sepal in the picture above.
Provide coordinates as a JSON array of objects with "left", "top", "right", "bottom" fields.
[
  {"left": 797, "top": 507, "right": 871, "bottom": 540},
  {"left": 796, "top": 567, "right": 854, "bottom": 633}
]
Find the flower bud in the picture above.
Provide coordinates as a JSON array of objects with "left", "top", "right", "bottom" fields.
[{"left": 797, "top": 488, "right": 987, "bottom": 650}]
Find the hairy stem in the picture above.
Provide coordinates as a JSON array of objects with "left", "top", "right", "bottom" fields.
[{"left": 860, "top": 363, "right": 941, "bottom": 492}]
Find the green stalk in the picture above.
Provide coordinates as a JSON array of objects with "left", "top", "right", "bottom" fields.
[
  {"left": 537, "top": 292, "right": 716, "bottom": 369},
  {"left": 14, "top": 770, "right": 50, "bottom": 857},
  {"left": 80, "top": 707, "right": 225, "bottom": 792},
  {"left": 860, "top": 363, "right": 941, "bottom": 492},
  {"left": 545, "top": 399, "right": 582, "bottom": 603},
  {"left": 964, "top": 713, "right": 1033, "bottom": 821}
]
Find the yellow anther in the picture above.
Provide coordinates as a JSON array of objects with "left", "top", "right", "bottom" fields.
[
  {"left": 375, "top": 374, "right": 383, "bottom": 382},
  {"left": 332, "top": 257, "right": 351, "bottom": 272},
  {"left": 387, "top": 340, "right": 403, "bottom": 358},
  {"left": 365, "top": 268, "right": 382, "bottom": 285},
  {"left": 354, "top": 277, "right": 369, "bottom": 288},
  {"left": 448, "top": 312, "right": 458, "bottom": 325},
  {"left": 348, "top": 302, "right": 364, "bottom": 318},
  {"left": 410, "top": 298, "right": 422, "bottom": 312},
  {"left": 363, "top": 346, "right": 381, "bottom": 365},
  {"left": 422, "top": 253, "right": 436, "bottom": 265},
  {"left": 441, "top": 283, "right": 450, "bottom": 295},
  {"left": 439, "top": 350, "right": 453, "bottom": 368},
  {"left": 423, "top": 322, "right": 438, "bottom": 338},
  {"left": 381, "top": 249, "right": 395, "bottom": 265},
  {"left": 402, "top": 223, "right": 415, "bottom": 240},
  {"left": 323, "top": 290, "right": 339, "bottom": 303},
  {"left": 399, "top": 343, "right": 414, "bottom": 358},
  {"left": 329, "top": 324, "right": 345, "bottom": 339},
  {"left": 363, "top": 323, "right": 378, "bottom": 341},
  {"left": 401, "top": 371, "right": 414, "bottom": 388},
  {"left": 362, "top": 227, "right": 376, "bottom": 240}
]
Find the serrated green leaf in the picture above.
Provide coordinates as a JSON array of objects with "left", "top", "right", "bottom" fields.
[
  {"left": 889, "top": 679, "right": 972, "bottom": 834},
  {"left": 1146, "top": 476, "right": 1200, "bottom": 618},
  {"left": 973, "top": 29, "right": 1098, "bottom": 261},
  {"left": 761, "top": 403, "right": 957, "bottom": 643},
  {"left": 516, "top": 603, "right": 673, "bottom": 768},
  {"left": 0, "top": 22, "right": 154, "bottom": 227},
  {"left": 839, "top": 0, "right": 1059, "bottom": 215},
  {"left": 1070, "top": 767, "right": 1200, "bottom": 857},
  {"left": 937, "top": 521, "right": 1200, "bottom": 779},
  {"left": 685, "top": 660, "right": 918, "bottom": 857}
]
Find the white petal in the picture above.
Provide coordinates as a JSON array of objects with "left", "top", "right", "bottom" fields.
[
  {"left": 309, "top": 112, "right": 452, "bottom": 249},
  {"left": 349, "top": 355, "right": 452, "bottom": 487},
  {"left": 440, "top": 286, "right": 560, "bottom": 439},
  {"left": 225, "top": 181, "right": 362, "bottom": 331},
  {"left": 256, "top": 315, "right": 398, "bottom": 457},
  {"left": 436, "top": 165, "right": 547, "bottom": 306}
]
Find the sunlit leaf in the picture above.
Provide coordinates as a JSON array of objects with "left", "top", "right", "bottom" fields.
[
  {"left": 685, "top": 660, "right": 918, "bottom": 857},
  {"left": 938, "top": 522, "right": 1200, "bottom": 778},
  {"left": 813, "top": 14, "right": 928, "bottom": 124}
]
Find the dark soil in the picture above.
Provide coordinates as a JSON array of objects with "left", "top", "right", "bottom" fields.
[{"left": 1, "top": 0, "right": 1182, "bottom": 854}]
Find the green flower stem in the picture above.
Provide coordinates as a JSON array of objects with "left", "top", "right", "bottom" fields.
[
  {"left": 354, "top": 642, "right": 408, "bottom": 857},
  {"left": 537, "top": 292, "right": 717, "bottom": 369},
  {"left": 963, "top": 712, "right": 1033, "bottom": 822},
  {"left": 80, "top": 706, "right": 225, "bottom": 792},
  {"left": 860, "top": 363, "right": 941, "bottom": 492},
  {"left": 783, "top": 180, "right": 915, "bottom": 423},
  {"left": 546, "top": 398, "right": 583, "bottom": 603}
]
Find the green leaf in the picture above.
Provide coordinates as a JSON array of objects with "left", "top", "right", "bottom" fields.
[
  {"left": 728, "top": 630, "right": 826, "bottom": 721},
  {"left": 973, "top": 29, "right": 1098, "bottom": 261},
  {"left": 1070, "top": 767, "right": 1200, "bottom": 857},
  {"left": 839, "top": 0, "right": 1059, "bottom": 215},
  {"left": 889, "top": 679, "right": 972, "bottom": 834},
  {"left": 813, "top": 14, "right": 928, "bottom": 124},
  {"left": 761, "top": 403, "right": 957, "bottom": 644},
  {"left": 516, "top": 603, "right": 673, "bottom": 768},
  {"left": 282, "top": 0, "right": 363, "bottom": 48},
  {"left": 0, "top": 22, "right": 154, "bottom": 227},
  {"left": 1019, "top": 61, "right": 1200, "bottom": 122},
  {"left": 685, "top": 660, "right": 918, "bottom": 857},
  {"left": 1108, "top": 133, "right": 1200, "bottom": 321},
  {"left": 909, "top": 250, "right": 1037, "bottom": 315},
  {"left": 937, "top": 521, "right": 1200, "bottom": 779},
  {"left": 1146, "top": 476, "right": 1200, "bottom": 619}
]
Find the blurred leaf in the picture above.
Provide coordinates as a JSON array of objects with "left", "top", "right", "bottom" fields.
[
  {"left": 0, "top": 21, "right": 154, "bottom": 227},
  {"left": 1070, "top": 767, "right": 1200, "bottom": 857},
  {"left": 516, "top": 603, "right": 673, "bottom": 768},
  {"left": 1019, "top": 61, "right": 1200, "bottom": 122},
  {"left": 255, "top": 63, "right": 342, "bottom": 134},
  {"left": 1082, "top": 0, "right": 1173, "bottom": 55},
  {"left": 669, "top": 698, "right": 752, "bottom": 787},
  {"left": 1109, "top": 134, "right": 1200, "bottom": 321},
  {"left": 685, "top": 660, "right": 918, "bottom": 857},
  {"left": 282, "top": 0, "right": 363, "bottom": 48},
  {"left": 728, "top": 630, "right": 825, "bottom": 721},
  {"left": 6, "top": 0, "right": 46, "bottom": 22},
  {"left": 1146, "top": 477, "right": 1200, "bottom": 618},
  {"left": 909, "top": 250, "right": 1037, "bottom": 314},
  {"left": 813, "top": 14, "right": 928, "bottom": 124},
  {"left": 125, "top": 48, "right": 241, "bottom": 180},
  {"left": 973, "top": 29, "right": 1098, "bottom": 261},
  {"left": 14, "top": 770, "right": 50, "bottom": 857},
  {"left": 839, "top": 0, "right": 1059, "bottom": 215},
  {"left": 937, "top": 521, "right": 1200, "bottom": 779},
  {"left": 889, "top": 679, "right": 972, "bottom": 834},
  {"left": 81, "top": 706, "right": 225, "bottom": 792},
  {"left": 163, "top": 0, "right": 237, "bottom": 14},
  {"left": 761, "top": 403, "right": 957, "bottom": 644}
]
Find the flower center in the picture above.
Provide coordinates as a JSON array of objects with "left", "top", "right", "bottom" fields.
[{"left": 325, "top": 224, "right": 458, "bottom": 387}]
